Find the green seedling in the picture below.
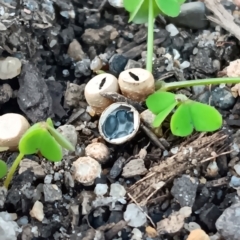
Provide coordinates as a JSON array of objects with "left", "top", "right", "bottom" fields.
[
  {"left": 123, "top": 1, "right": 240, "bottom": 137},
  {"left": 146, "top": 76, "right": 240, "bottom": 137},
  {"left": 3, "top": 118, "right": 74, "bottom": 189},
  {"left": 123, "top": 0, "right": 186, "bottom": 72},
  {"left": 146, "top": 91, "right": 222, "bottom": 137},
  {"left": 0, "top": 160, "right": 7, "bottom": 179}
]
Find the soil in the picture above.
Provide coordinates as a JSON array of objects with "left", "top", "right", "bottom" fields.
[{"left": 0, "top": 0, "right": 240, "bottom": 240}]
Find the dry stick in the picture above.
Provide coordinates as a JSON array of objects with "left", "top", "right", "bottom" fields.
[
  {"left": 128, "top": 149, "right": 231, "bottom": 204},
  {"left": 205, "top": 176, "right": 229, "bottom": 188},
  {"left": 200, "top": 150, "right": 232, "bottom": 163},
  {"left": 105, "top": 221, "right": 127, "bottom": 240},
  {"left": 141, "top": 124, "right": 166, "bottom": 150},
  {"left": 100, "top": 92, "right": 145, "bottom": 112},
  {"left": 127, "top": 193, "right": 156, "bottom": 228},
  {"left": 205, "top": 0, "right": 240, "bottom": 41}
]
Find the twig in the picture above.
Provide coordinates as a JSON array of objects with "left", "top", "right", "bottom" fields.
[
  {"left": 200, "top": 150, "right": 232, "bottom": 163},
  {"left": 141, "top": 124, "right": 166, "bottom": 150},
  {"left": 100, "top": 92, "right": 145, "bottom": 112},
  {"left": 105, "top": 221, "right": 127, "bottom": 240},
  {"left": 205, "top": 176, "right": 229, "bottom": 188}
]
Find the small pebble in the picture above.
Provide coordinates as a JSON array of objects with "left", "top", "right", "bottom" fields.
[
  {"left": 124, "top": 59, "right": 142, "bottom": 70},
  {"left": 72, "top": 156, "right": 102, "bottom": 186},
  {"left": 193, "top": 47, "right": 198, "bottom": 55},
  {"left": 165, "top": 23, "right": 179, "bottom": 37},
  {"left": 57, "top": 125, "right": 77, "bottom": 154},
  {"left": 30, "top": 201, "right": 44, "bottom": 222},
  {"left": 124, "top": 203, "right": 147, "bottom": 227},
  {"left": 108, "top": 0, "right": 124, "bottom": 8},
  {"left": 186, "top": 229, "right": 210, "bottom": 240},
  {"left": 0, "top": 57, "right": 22, "bottom": 80},
  {"left": 213, "top": 59, "right": 221, "bottom": 71},
  {"left": 85, "top": 142, "right": 110, "bottom": 164},
  {"left": 109, "top": 54, "right": 128, "bottom": 76},
  {"left": 75, "top": 59, "right": 91, "bottom": 78},
  {"left": 62, "top": 69, "right": 70, "bottom": 77},
  {"left": 184, "top": 222, "right": 201, "bottom": 232},
  {"left": 44, "top": 175, "right": 53, "bottom": 184},
  {"left": 180, "top": 61, "right": 190, "bottom": 69},
  {"left": 94, "top": 183, "right": 108, "bottom": 196},
  {"left": 122, "top": 159, "right": 147, "bottom": 178},
  {"left": 230, "top": 175, "right": 240, "bottom": 189},
  {"left": 145, "top": 226, "right": 158, "bottom": 238},
  {"left": 67, "top": 39, "right": 86, "bottom": 61},
  {"left": 17, "top": 216, "right": 28, "bottom": 226},
  {"left": 43, "top": 184, "right": 62, "bottom": 202},
  {"left": 110, "top": 183, "right": 126, "bottom": 198},
  {"left": 173, "top": 49, "right": 180, "bottom": 60},
  {"left": 90, "top": 56, "right": 103, "bottom": 71},
  {"left": 234, "top": 163, "right": 240, "bottom": 176}
]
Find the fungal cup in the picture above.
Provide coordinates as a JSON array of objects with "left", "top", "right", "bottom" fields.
[{"left": 98, "top": 102, "right": 140, "bottom": 145}]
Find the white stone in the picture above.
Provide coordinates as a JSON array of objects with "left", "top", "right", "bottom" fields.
[
  {"left": 0, "top": 211, "right": 20, "bottom": 240},
  {"left": 165, "top": 24, "right": 179, "bottom": 37},
  {"left": 131, "top": 228, "right": 143, "bottom": 240},
  {"left": 108, "top": 0, "right": 124, "bottom": 8},
  {"left": 0, "top": 57, "right": 22, "bottom": 80},
  {"left": 124, "top": 203, "right": 146, "bottom": 227},
  {"left": 110, "top": 183, "right": 126, "bottom": 198},
  {"left": 234, "top": 163, "right": 240, "bottom": 176},
  {"left": 173, "top": 49, "right": 180, "bottom": 60},
  {"left": 94, "top": 184, "right": 108, "bottom": 196},
  {"left": 180, "top": 61, "right": 190, "bottom": 69}
]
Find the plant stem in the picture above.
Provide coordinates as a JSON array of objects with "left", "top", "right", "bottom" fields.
[
  {"left": 156, "top": 77, "right": 240, "bottom": 91},
  {"left": 146, "top": 0, "right": 154, "bottom": 72},
  {"left": 4, "top": 152, "right": 24, "bottom": 189}
]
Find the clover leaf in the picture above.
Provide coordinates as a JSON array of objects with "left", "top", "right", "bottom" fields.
[
  {"left": 124, "top": 0, "right": 161, "bottom": 24},
  {"left": 171, "top": 101, "right": 223, "bottom": 136},
  {"left": 146, "top": 92, "right": 223, "bottom": 136},
  {"left": 146, "top": 91, "right": 176, "bottom": 114},
  {"left": 123, "top": 0, "right": 186, "bottom": 23}
]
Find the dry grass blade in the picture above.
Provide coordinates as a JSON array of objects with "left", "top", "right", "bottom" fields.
[
  {"left": 127, "top": 132, "right": 229, "bottom": 205},
  {"left": 205, "top": 0, "right": 240, "bottom": 41}
]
